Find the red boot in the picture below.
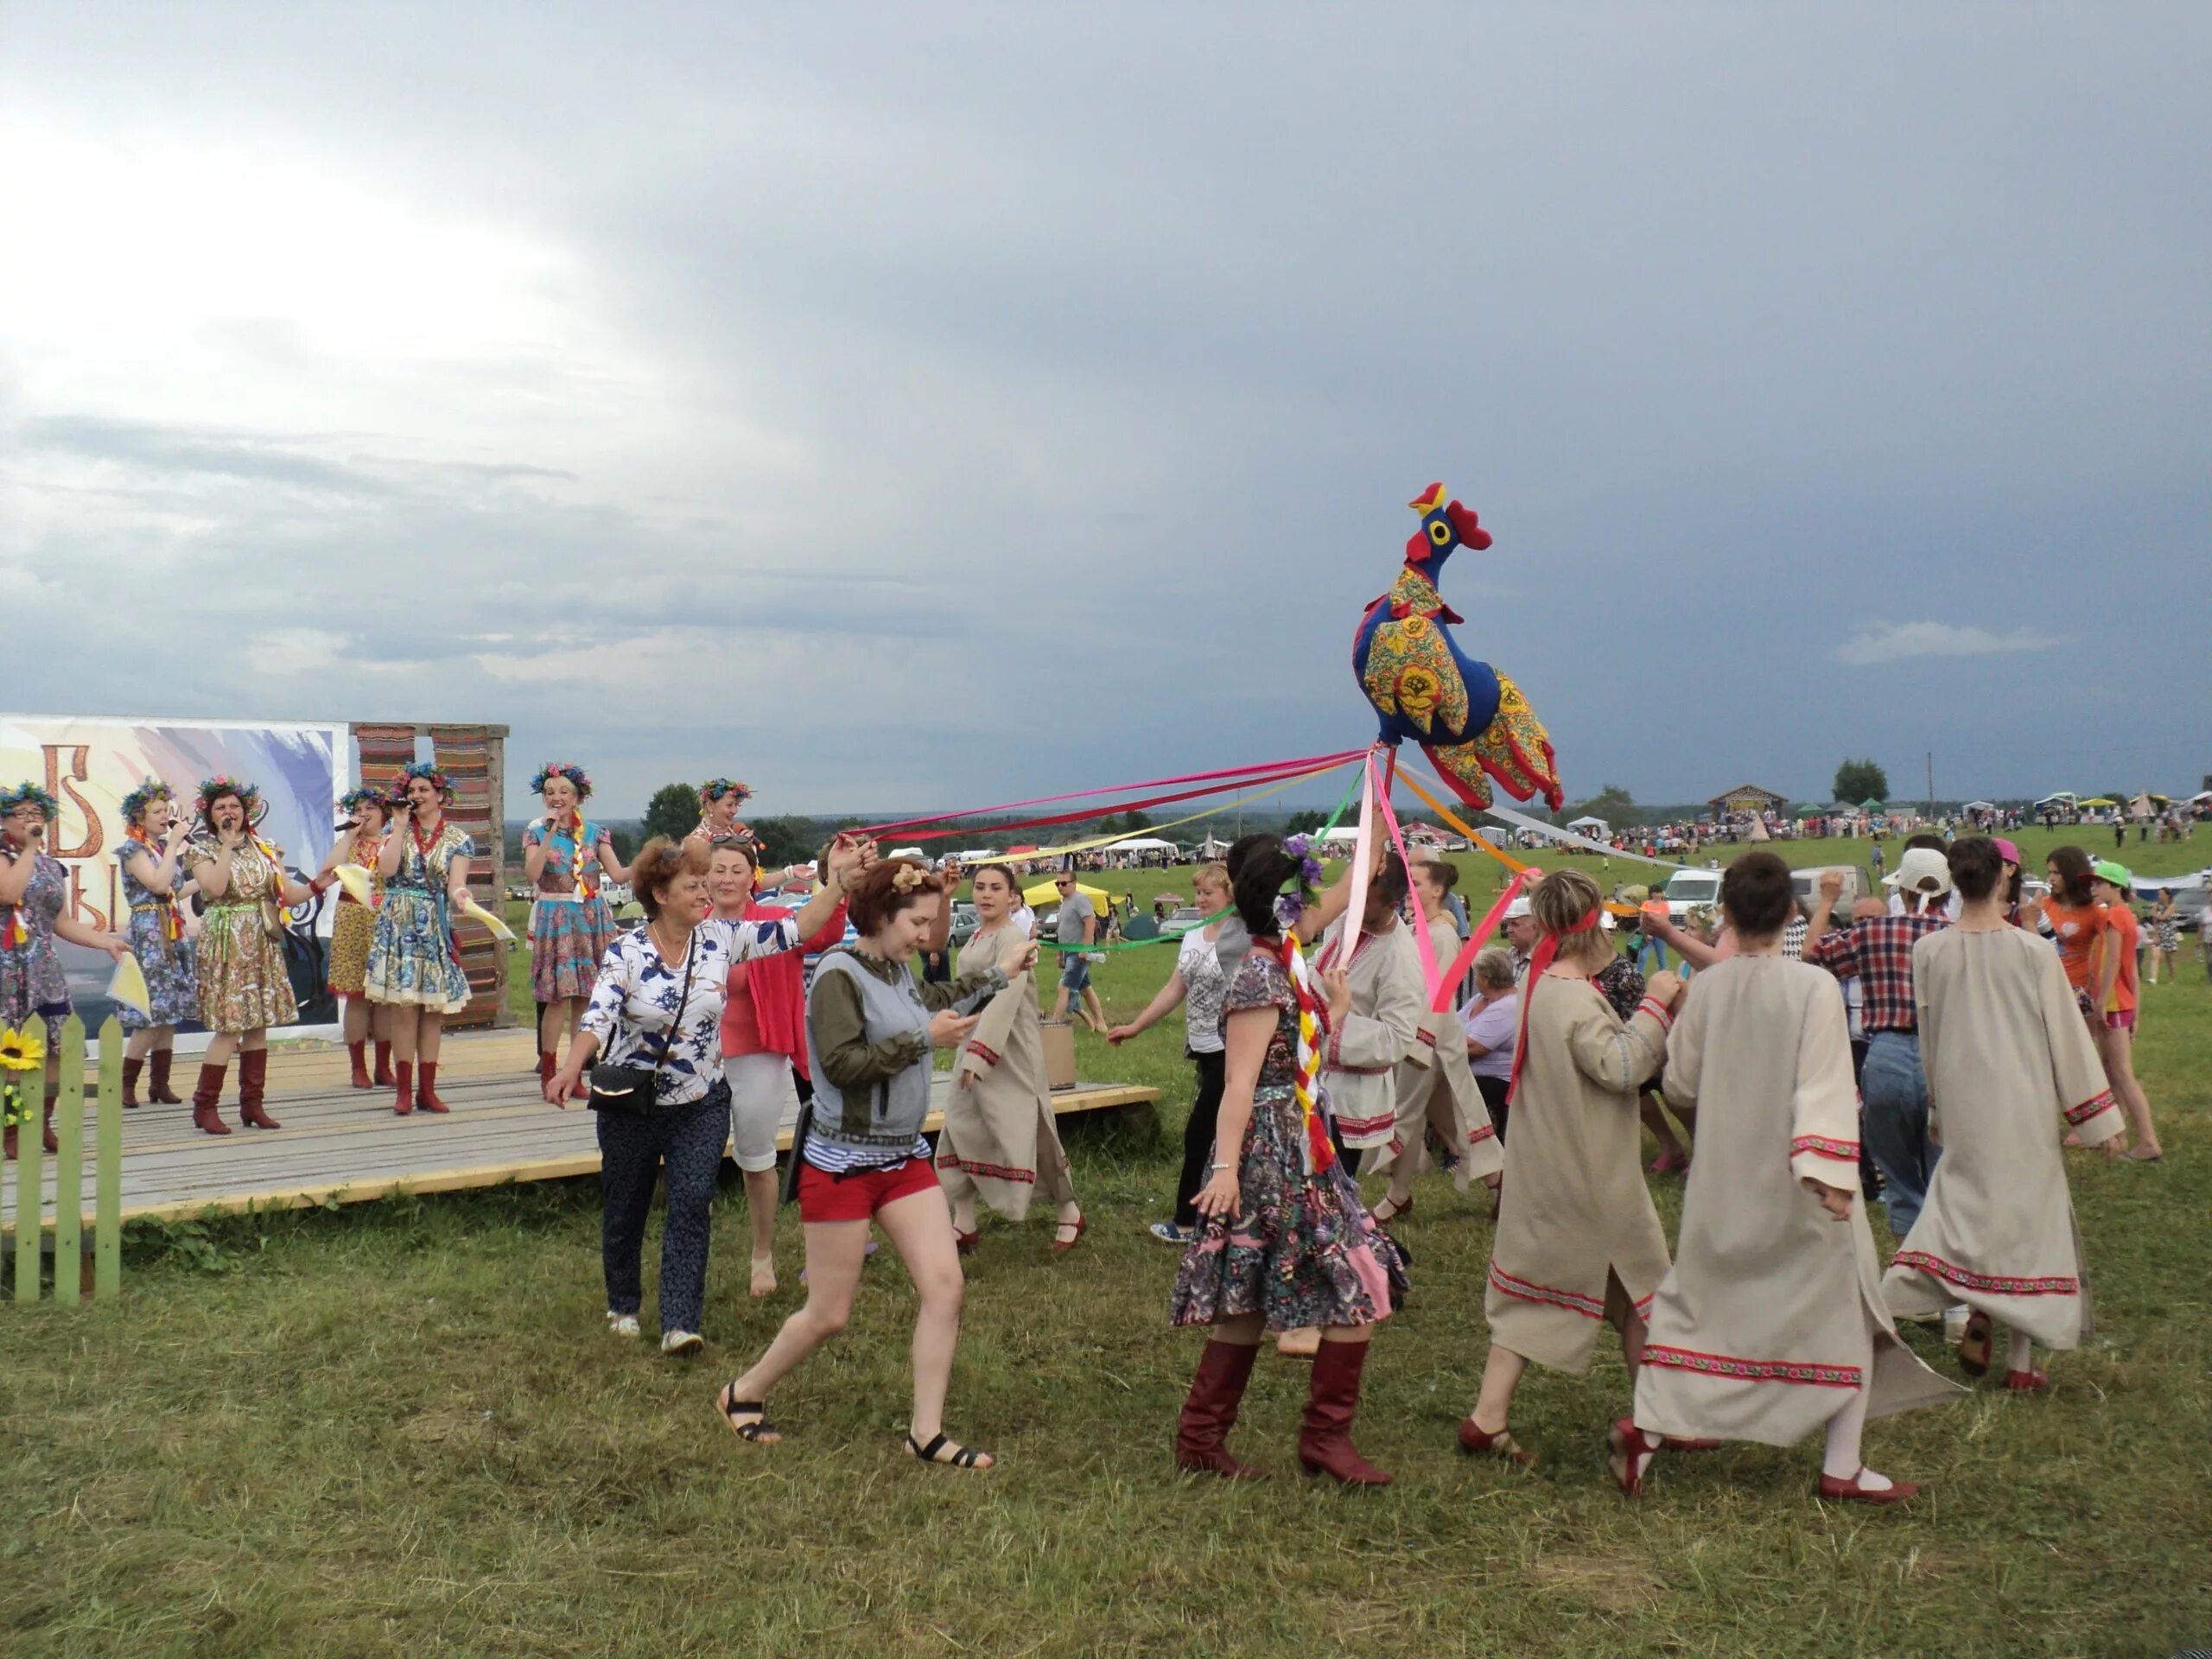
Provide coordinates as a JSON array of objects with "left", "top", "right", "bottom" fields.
[
  {"left": 347, "top": 1040, "right": 373, "bottom": 1090},
  {"left": 149, "top": 1049, "right": 184, "bottom": 1104},
  {"left": 123, "top": 1057, "right": 144, "bottom": 1108},
  {"left": 1297, "top": 1338, "right": 1392, "bottom": 1486},
  {"left": 392, "top": 1060, "right": 415, "bottom": 1116},
  {"left": 238, "top": 1050, "right": 280, "bottom": 1130},
  {"left": 192, "top": 1063, "right": 232, "bottom": 1136},
  {"left": 416, "top": 1061, "right": 449, "bottom": 1114},
  {"left": 372, "top": 1040, "right": 394, "bottom": 1087},
  {"left": 42, "top": 1099, "right": 59, "bottom": 1154},
  {"left": 1175, "top": 1339, "right": 1269, "bottom": 1478},
  {"left": 537, "top": 1051, "right": 556, "bottom": 1096},
  {"left": 2, "top": 1122, "right": 14, "bottom": 1161}
]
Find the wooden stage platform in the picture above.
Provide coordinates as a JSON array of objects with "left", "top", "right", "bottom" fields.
[{"left": 2, "top": 1029, "right": 1159, "bottom": 1234}]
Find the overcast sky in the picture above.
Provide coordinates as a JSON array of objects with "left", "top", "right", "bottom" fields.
[{"left": 4, "top": 3, "right": 2207, "bottom": 819}]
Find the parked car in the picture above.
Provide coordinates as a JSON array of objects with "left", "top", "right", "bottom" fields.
[
  {"left": 949, "top": 901, "right": 980, "bottom": 947},
  {"left": 1160, "top": 906, "right": 1209, "bottom": 938}
]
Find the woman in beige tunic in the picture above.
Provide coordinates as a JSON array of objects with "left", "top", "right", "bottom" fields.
[
  {"left": 938, "top": 864, "right": 1084, "bottom": 1251},
  {"left": 1618, "top": 853, "right": 1956, "bottom": 1505},
  {"left": 1458, "top": 869, "right": 1682, "bottom": 1465},
  {"left": 1885, "top": 836, "right": 2123, "bottom": 1391},
  {"left": 1313, "top": 853, "right": 1424, "bottom": 1155},
  {"left": 1370, "top": 861, "right": 1503, "bottom": 1222}
]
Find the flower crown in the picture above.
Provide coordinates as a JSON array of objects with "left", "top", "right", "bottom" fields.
[
  {"left": 118, "top": 778, "right": 177, "bottom": 824},
  {"left": 530, "top": 762, "right": 592, "bottom": 799},
  {"left": 0, "top": 781, "right": 60, "bottom": 819},
  {"left": 398, "top": 761, "right": 454, "bottom": 800},
  {"left": 196, "top": 774, "right": 261, "bottom": 818},
  {"left": 339, "top": 786, "right": 390, "bottom": 817},
  {"left": 698, "top": 779, "right": 753, "bottom": 808},
  {"left": 1273, "top": 834, "right": 1326, "bottom": 932}
]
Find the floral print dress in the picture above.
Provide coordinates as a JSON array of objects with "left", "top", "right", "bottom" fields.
[
  {"left": 522, "top": 816, "right": 616, "bottom": 1002},
  {"left": 187, "top": 839, "right": 300, "bottom": 1035},
  {"left": 1170, "top": 944, "right": 1408, "bottom": 1332},
  {"left": 118, "top": 840, "right": 198, "bottom": 1028},
  {"left": 0, "top": 850, "right": 73, "bottom": 1043},
  {"left": 365, "top": 821, "right": 475, "bottom": 1013}
]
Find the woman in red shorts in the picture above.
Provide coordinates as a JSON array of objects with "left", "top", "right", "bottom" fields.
[{"left": 715, "top": 857, "right": 1033, "bottom": 1470}]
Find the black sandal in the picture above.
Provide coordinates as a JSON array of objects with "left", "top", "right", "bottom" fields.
[
  {"left": 716, "top": 1382, "right": 780, "bottom": 1443},
  {"left": 907, "top": 1431, "right": 993, "bottom": 1470}
]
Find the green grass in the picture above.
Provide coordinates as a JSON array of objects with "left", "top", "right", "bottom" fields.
[{"left": 5, "top": 836, "right": 2208, "bottom": 1656}]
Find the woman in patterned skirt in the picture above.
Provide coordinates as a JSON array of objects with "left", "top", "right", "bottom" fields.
[
  {"left": 522, "top": 763, "right": 627, "bottom": 1097},
  {"left": 2, "top": 782, "right": 130, "bottom": 1159},
  {"left": 1169, "top": 836, "right": 1408, "bottom": 1485},
  {"left": 367, "top": 762, "right": 476, "bottom": 1116},
  {"left": 115, "top": 779, "right": 200, "bottom": 1109},
  {"left": 183, "top": 776, "right": 322, "bottom": 1136},
  {"left": 321, "top": 785, "right": 394, "bottom": 1090}
]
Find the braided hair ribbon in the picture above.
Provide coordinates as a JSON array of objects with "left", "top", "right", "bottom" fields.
[{"left": 1280, "top": 931, "right": 1337, "bottom": 1177}]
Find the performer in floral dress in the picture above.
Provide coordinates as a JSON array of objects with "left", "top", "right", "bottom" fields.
[
  {"left": 321, "top": 785, "right": 394, "bottom": 1090},
  {"left": 115, "top": 779, "right": 200, "bottom": 1109},
  {"left": 183, "top": 776, "right": 320, "bottom": 1136},
  {"left": 1170, "top": 836, "right": 1408, "bottom": 1485},
  {"left": 521, "top": 762, "right": 627, "bottom": 1097},
  {"left": 366, "top": 762, "right": 475, "bottom": 1115},
  {"left": 2, "top": 781, "right": 130, "bottom": 1158}
]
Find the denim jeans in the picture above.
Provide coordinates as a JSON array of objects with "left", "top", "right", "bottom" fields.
[{"left": 1860, "top": 1030, "right": 1938, "bottom": 1237}]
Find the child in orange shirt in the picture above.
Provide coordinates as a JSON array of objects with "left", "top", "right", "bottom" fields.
[{"left": 2089, "top": 862, "right": 2159, "bottom": 1161}]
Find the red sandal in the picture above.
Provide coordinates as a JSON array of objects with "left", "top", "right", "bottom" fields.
[
  {"left": 2002, "top": 1368, "right": 2050, "bottom": 1393},
  {"left": 1817, "top": 1467, "right": 1919, "bottom": 1505},
  {"left": 1457, "top": 1414, "right": 1535, "bottom": 1466},
  {"left": 1607, "top": 1419, "right": 1660, "bottom": 1498}
]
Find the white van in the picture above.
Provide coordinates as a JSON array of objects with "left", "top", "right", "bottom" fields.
[
  {"left": 1661, "top": 868, "right": 1724, "bottom": 922},
  {"left": 1790, "top": 866, "right": 1864, "bottom": 916}
]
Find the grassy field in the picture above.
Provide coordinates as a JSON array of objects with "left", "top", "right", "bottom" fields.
[{"left": 3, "top": 833, "right": 2207, "bottom": 1656}]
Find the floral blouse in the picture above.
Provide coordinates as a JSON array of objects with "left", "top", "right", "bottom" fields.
[
  {"left": 522, "top": 816, "right": 613, "bottom": 899},
  {"left": 582, "top": 916, "right": 807, "bottom": 1106}
]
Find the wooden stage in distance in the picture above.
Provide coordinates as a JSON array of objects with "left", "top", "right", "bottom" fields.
[{"left": 3, "top": 1029, "right": 1159, "bottom": 1233}]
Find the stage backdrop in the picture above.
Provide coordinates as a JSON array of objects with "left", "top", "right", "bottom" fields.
[{"left": 0, "top": 715, "right": 347, "bottom": 1046}]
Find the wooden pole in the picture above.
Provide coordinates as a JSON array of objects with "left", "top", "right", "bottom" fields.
[
  {"left": 95, "top": 1019, "right": 122, "bottom": 1301},
  {"left": 12, "top": 1068, "right": 39, "bottom": 1301},
  {"left": 53, "top": 1017, "right": 84, "bottom": 1306}
]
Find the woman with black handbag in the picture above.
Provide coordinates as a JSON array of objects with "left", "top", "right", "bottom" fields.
[{"left": 548, "top": 833, "right": 868, "bottom": 1355}]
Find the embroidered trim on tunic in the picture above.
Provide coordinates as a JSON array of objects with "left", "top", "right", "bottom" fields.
[
  {"left": 1635, "top": 996, "right": 1675, "bottom": 1030},
  {"left": 1789, "top": 1134, "right": 1859, "bottom": 1161},
  {"left": 1467, "top": 1124, "right": 1497, "bottom": 1145},
  {"left": 1489, "top": 1262, "right": 1652, "bottom": 1321},
  {"left": 2063, "top": 1090, "right": 2116, "bottom": 1126},
  {"left": 963, "top": 1039, "right": 1001, "bottom": 1068},
  {"left": 1643, "top": 1344, "right": 1863, "bottom": 1389},
  {"left": 1415, "top": 1027, "right": 1438, "bottom": 1049},
  {"left": 936, "top": 1154, "right": 1035, "bottom": 1185},
  {"left": 1334, "top": 1108, "right": 1397, "bottom": 1137},
  {"left": 1891, "top": 1250, "right": 2078, "bottom": 1297}
]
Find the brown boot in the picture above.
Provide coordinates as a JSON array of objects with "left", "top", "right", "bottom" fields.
[
  {"left": 42, "top": 1097, "right": 59, "bottom": 1154},
  {"left": 123, "top": 1057, "right": 144, "bottom": 1108},
  {"left": 238, "top": 1050, "right": 280, "bottom": 1130},
  {"left": 2, "top": 1122, "right": 15, "bottom": 1161},
  {"left": 192, "top": 1063, "right": 232, "bottom": 1136},
  {"left": 149, "top": 1048, "right": 184, "bottom": 1104},
  {"left": 392, "top": 1060, "right": 415, "bottom": 1116},
  {"left": 346, "top": 1040, "right": 373, "bottom": 1090},
  {"left": 1175, "top": 1338, "right": 1269, "bottom": 1478},
  {"left": 1297, "top": 1338, "right": 1392, "bottom": 1486},
  {"left": 416, "top": 1061, "right": 449, "bottom": 1114},
  {"left": 372, "top": 1039, "right": 394, "bottom": 1087}
]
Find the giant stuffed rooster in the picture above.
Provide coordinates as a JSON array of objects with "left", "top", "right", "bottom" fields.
[{"left": 1351, "top": 484, "right": 1563, "bottom": 811}]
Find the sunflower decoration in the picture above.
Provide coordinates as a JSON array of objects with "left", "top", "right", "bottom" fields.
[{"left": 0, "top": 1022, "right": 45, "bottom": 1129}]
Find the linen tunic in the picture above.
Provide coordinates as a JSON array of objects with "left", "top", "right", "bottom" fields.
[
  {"left": 938, "top": 923, "right": 1076, "bottom": 1219},
  {"left": 1313, "top": 918, "right": 1424, "bottom": 1151},
  {"left": 1882, "top": 927, "right": 2121, "bottom": 1348},
  {"left": 1482, "top": 973, "right": 1673, "bottom": 1373},
  {"left": 1370, "top": 912, "right": 1503, "bottom": 1192},
  {"left": 1634, "top": 956, "right": 1958, "bottom": 1447}
]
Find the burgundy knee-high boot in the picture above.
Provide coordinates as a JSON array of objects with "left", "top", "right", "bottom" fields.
[
  {"left": 416, "top": 1061, "right": 448, "bottom": 1114},
  {"left": 238, "top": 1049, "right": 280, "bottom": 1129},
  {"left": 123, "top": 1057, "right": 144, "bottom": 1108},
  {"left": 1297, "top": 1339, "right": 1392, "bottom": 1486},
  {"left": 346, "top": 1040, "right": 373, "bottom": 1090},
  {"left": 392, "top": 1060, "right": 415, "bottom": 1116},
  {"left": 1175, "top": 1339, "right": 1269, "bottom": 1478},
  {"left": 372, "top": 1039, "right": 394, "bottom": 1087},
  {"left": 192, "top": 1063, "right": 232, "bottom": 1136},
  {"left": 149, "top": 1048, "right": 184, "bottom": 1104}
]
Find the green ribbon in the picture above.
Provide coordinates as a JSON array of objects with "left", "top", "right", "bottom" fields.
[{"left": 1033, "top": 762, "right": 1368, "bottom": 952}]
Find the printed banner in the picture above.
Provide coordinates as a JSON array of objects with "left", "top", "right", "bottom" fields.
[{"left": 0, "top": 715, "right": 347, "bottom": 1043}]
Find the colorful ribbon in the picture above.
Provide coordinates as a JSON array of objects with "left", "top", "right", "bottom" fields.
[
  {"left": 1504, "top": 903, "right": 1602, "bottom": 1105},
  {"left": 893, "top": 754, "right": 1357, "bottom": 844},
  {"left": 1281, "top": 931, "right": 1336, "bottom": 1176}
]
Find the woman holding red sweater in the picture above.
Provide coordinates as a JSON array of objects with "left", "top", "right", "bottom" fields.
[{"left": 709, "top": 836, "right": 849, "bottom": 1297}]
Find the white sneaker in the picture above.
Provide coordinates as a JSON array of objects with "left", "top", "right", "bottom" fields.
[
  {"left": 607, "top": 1311, "right": 641, "bottom": 1338},
  {"left": 660, "top": 1329, "right": 704, "bottom": 1357}
]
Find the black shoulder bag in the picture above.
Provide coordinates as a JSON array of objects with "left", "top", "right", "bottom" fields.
[{"left": 588, "top": 929, "right": 699, "bottom": 1113}]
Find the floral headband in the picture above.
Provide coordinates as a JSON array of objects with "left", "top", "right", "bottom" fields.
[
  {"left": 119, "top": 779, "right": 175, "bottom": 824},
  {"left": 531, "top": 762, "right": 592, "bottom": 799},
  {"left": 338, "top": 786, "right": 391, "bottom": 817},
  {"left": 1273, "top": 834, "right": 1326, "bottom": 933},
  {"left": 698, "top": 779, "right": 753, "bottom": 808},
  {"left": 0, "top": 782, "right": 60, "bottom": 819},
  {"left": 195, "top": 774, "right": 261, "bottom": 818},
  {"left": 398, "top": 761, "right": 454, "bottom": 801}
]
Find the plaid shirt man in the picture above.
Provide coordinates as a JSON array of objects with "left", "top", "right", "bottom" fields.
[{"left": 1802, "top": 910, "right": 1948, "bottom": 1033}]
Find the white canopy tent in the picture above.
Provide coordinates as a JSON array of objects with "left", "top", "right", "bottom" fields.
[
  {"left": 1565, "top": 816, "right": 1611, "bottom": 836},
  {"left": 1319, "top": 825, "right": 1361, "bottom": 845},
  {"left": 1961, "top": 800, "right": 1995, "bottom": 813},
  {"left": 1105, "top": 836, "right": 1179, "bottom": 853}
]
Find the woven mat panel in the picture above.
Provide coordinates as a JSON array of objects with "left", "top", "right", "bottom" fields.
[
  {"left": 429, "top": 725, "right": 509, "bottom": 1029},
  {"left": 352, "top": 723, "right": 419, "bottom": 796}
]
